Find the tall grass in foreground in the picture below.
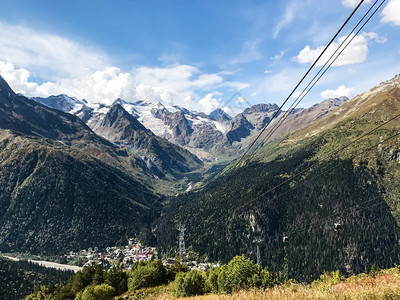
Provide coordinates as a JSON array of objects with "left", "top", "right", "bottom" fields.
[{"left": 140, "top": 267, "right": 400, "bottom": 300}]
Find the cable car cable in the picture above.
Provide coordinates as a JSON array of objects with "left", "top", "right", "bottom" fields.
[
  {"left": 230, "top": 0, "right": 367, "bottom": 172},
  {"left": 243, "top": 0, "right": 386, "bottom": 164}
]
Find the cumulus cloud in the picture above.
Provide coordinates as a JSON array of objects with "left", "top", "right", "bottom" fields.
[
  {"left": 294, "top": 33, "right": 370, "bottom": 66},
  {"left": 0, "top": 60, "right": 247, "bottom": 112},
  {"left": 0, "top": 61, "right": 64, "bottom": 96},
  {"left": 341, "top": 0, "right": 371, "bottom": 8},
  {"left": 0, "top": 21, "right": 249, "bottom": 113},
  {"left": 198, "top": 93, "right": 222, "bottom": 114},
  {"left": 381, "top": 0, "right": 400, "bottom": 26},
  {"left": 0, "top": 21, "right": 108, "bottom": 79},
  {"left": 320, "top": 85, "right": 353, "bottom": 99}
]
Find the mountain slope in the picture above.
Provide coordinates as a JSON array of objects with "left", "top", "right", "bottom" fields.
[
  {"left": 0, "top": 75, "right": 164, "bottom": 254},
  {"left": 0, "top": 130, "right": 160, "bottom": 254},
  {"left": 89, "top": 104, "right": 203, "bottom": 178},
  {"left": 155, "top": 74, "right": 400, "bottom": 281}
]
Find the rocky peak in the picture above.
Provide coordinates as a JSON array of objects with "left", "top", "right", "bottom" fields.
[
  {"left": 103, "top": 103, "right": 150, "bottom": 133},
  {"left": 226, "top": 114, "right": 254, "bottom": 144},
  {"left": 209, "top": 108, "right": 232, "bottom": 122},
  {"left": 243, "top": 103, "right": 279, "bottom": 115},
  {"left": 0, "top": 75, "right": 15, "bottom": 98}
]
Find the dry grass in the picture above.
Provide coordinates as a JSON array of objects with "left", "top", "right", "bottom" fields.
[{"left": 136, "top": 268, "right": 400, "bottom": 300}]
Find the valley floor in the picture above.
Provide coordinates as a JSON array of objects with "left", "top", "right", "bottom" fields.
[{"left": 123, "top": 268, "right": 400, "bottom": 300}]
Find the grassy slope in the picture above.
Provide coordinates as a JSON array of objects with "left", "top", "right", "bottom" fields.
[{"left": 121, "top": 268, "right": 400, "bottom": 299}]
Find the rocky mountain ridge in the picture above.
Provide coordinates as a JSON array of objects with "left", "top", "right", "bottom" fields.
[{"left": 32, "top": 94, "right": 348, "bottom": 162}]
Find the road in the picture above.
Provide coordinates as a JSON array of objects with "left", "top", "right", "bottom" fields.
[{"left": 3, "top": 255, "right": 82, "bottom": 272}]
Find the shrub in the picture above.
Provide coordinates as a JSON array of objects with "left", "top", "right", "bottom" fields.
[
  {"left": 81, "top": 283, "right": 115, "bottom": 300},
  {"left": 173, "top": 270, "right": 205, "bottom": 297},
  {"left": 259, "top": 267, "right": 280, "bottom": 289},
  {"left": 212, "top": 256, "right": 280, "bottom": 294},
  {"left": 311, "top": 270, "right": 344, "bottom": 289},
  {"left": 205, "top": 267, "right": 220, "bottom": 293},
  {"left": 104, "top": 266, "right": 127, "bottom": 296},
  {"left": 127, "top": 260, "right": 167, "bottom": 290},
  {"left": 217, "top": 266, "right": 231, "bottom": 294},
  {"left": 166, "top": 259, "right": 189, "bottom": 281}
]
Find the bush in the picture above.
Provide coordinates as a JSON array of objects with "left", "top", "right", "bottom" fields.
[
  {"left": 217, "top": 266, "right": 231, "bottom": 294},
  {"left": 369, "top": 264, "right": 380, "bottom": 277},
  {"left": 166, "top": 259, "right": 189, "bottom": 281},
  {"left": 227, "top": 255, "right": 260, "bottom": 289},
  {"left": 80, "top": 283, "right": 115, "bottom": 300},
  {"left": 104, "top": 266, "right": 127, "bottom": 296},
  {"left": 205, "top": 267, "right": 220, "bottom": 293},
  {"left": 210, "top": 256, "right": 280, "bottom": 294},
  {"left": 127, "top": 260, "right": 167, "bottom": 291},
  {"left": 173, "top": 270, "right": 205, "bottom": 297},
  {"left": 258, "top": 267, "right": 280, "bottom": 289},
  {"left": 311, "top": 270, "right": 344, "bottom": 289}
]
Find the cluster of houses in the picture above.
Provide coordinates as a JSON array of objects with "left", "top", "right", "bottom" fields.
[
  {"left": 64, "top": 238, "right": 156, "bottom": 268},
  {"left": 63, "top": 238, "right": 213, "bottom": 271}
]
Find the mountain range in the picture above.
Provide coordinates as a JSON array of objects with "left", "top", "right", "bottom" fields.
[
  {"left": 3, "top": 70, "right": 398, "bottom": 283},
  {"left": 31, "top": 93, "right": 348, "bottom": 162}
]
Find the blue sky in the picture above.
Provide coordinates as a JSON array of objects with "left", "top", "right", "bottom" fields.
[{"left": 0, "top": 0, "right": 399, "bottom": 114}]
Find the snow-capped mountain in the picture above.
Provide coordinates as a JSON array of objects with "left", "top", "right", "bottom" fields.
[
  {"left": 32, "top": 95, "right": 232, "bottom": 158},
  {"left": 31, "top": 94, "right": 87, "bottom": 115},
  {"left": 31, "top": 94, "right": 349, "bottom": 161}
]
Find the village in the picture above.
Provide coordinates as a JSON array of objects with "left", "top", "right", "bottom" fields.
[{"left": 63, "top": 238, "right": 210, "bottom": 271}]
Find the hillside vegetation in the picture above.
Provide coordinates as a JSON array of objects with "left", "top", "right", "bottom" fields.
[
  {"left": 155, "top": 75, "right": 400, "bottom": 281},
  {"left": 0, "top": 130, "right": 161, "bottom": 254},
  {"left": 0, "top": 257, "right": 73, "bottom": 300},
  {"left": 25, "top": 256, "right": 400, "bottom": 300}
]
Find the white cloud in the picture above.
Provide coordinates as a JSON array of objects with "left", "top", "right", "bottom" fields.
[
  {"left": 362, "top": 32, "right": 387, "bottom": 43},
  {"left": 294, "top": 33, "right": 368, "bottom": 66},
  {"left": 0, "top": 21, "right": 108, "bottom": 79},
  {"left": 0, "top": 61, "right": 63, "bottom": 96},
  {"left": 236, "top": 96, "right": 247, "bottom": 104},
  {"left": 292, "top": 91, "right": 303, "bottom": 99},
  {"left": 341, "top": 0, "right": 372, "bottom": 8},
  {"left": 381, "top": 0, "right": 400, "bottom": 26},
  {"left": 264, "top": 69, "right": 273, "bottom": 74},
  {"left": 0, "top": 21, "right": 249, "bottom": 113},
  {"left": 0, "top": 60, "right": 247, "bottom": 112},
  {"left": 198, "top": 93, "right": 222, "bottom": 114},
  {"left": 320, "top": 85, "right": 353, "bottom": 98}
]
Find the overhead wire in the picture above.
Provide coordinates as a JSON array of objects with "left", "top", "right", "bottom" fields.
[
  {"left": 234, "top": 121, "right": 400, "bottom": 242},
  {"left": 244, "top": 0, "right": 385, "bottom": 164},
  {"left": 233, "top": 109, "right": 400, "bottom": 214},
  {"left": 230, "top": 0, "right": 367, "bottom": 172}
]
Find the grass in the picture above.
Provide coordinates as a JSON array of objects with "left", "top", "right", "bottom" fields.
[{"left": 121, "top": 268, "right": 400, "bottom": 299}]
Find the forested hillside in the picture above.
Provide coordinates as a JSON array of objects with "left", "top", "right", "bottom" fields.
[
  {"left": 0, "top": 257, "right": 73, "bottom": 300},
  {"left": 155, "top": 75, "right": 400, "bottom": 281},
  {"left": 0, "top": 130, "right": 161, "bottom": 254}
]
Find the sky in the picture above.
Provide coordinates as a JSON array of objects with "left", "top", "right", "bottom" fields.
[{"left": 0, "top": 0, "right": 399, "bottom": 114}]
